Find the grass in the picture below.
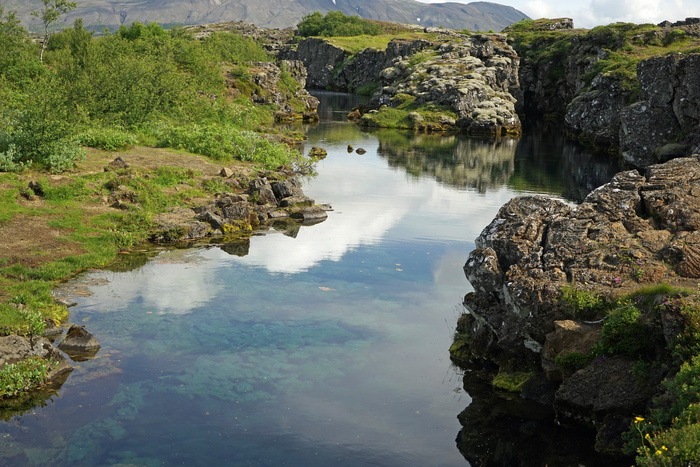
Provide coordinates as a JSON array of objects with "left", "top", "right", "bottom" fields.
[
  {"left": 507, "top": 19, "right": 700, "bottom": 102},
  {"left": 0, "top": 144, "right": 291, "bottom": 378},
  {"left": 325, "top": 32, "right": 439, "bottom": 55},
  {"left": 360, "top": 94, "right": 459, "bottom": 130}
]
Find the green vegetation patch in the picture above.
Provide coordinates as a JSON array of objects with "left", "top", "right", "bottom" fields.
[
  {"left": 360, "top": 93, "right": 458, "bottom": 131},
  {"left": 0, "top": 357, "right": 50, "bottom": 398},
  {"left": 492, "top": 370, "right": 534, "bottom": 392},
  {"left": 297, "top": 11, "right": 382, "bottom": 37}
]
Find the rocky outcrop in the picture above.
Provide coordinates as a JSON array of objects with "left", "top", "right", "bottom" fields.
[
  {"left": 241, "top": 61, "right": 319, "bottom": 122},
  {"left": 279, "top": 35, "right": 432, "bottom": 92},
  {"left": 0, "top": 334, "right": 73, "bottom": 387},
  {"left": 514, "top": 20, "right": 700, "bottom": 167},
  {"left": 365, "top": 33, "right": 522, "bottom": 136},
  {"left": 453, "top": 155, "right": 700, "bottom": 451},
  {"left": 567, "top": 52, "right": 700, "bottom": 167},
  {"left": 619, "top": 53, "right": 700, "bottom": 167},
  {"left": 152, "top": 172, "right": 330, "bottom": 242}
]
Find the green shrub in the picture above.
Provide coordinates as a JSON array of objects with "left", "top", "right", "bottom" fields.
[
  {"left": 153, "top": 124, "right": 301, "bottom": 169},
  {"left": 555, "top": 351, "right": 594, "bottom": 376},
  {"left": 78, "top": 127, "right": 138, "bottom": 150},
  {"left": 0, "top": 357, "right": 50, "bottom": 398},
  {"left": 559, "top": 286, "right": 607, "bottom": 320},
  {"left": 297, "top": 11, "right": 383, "bottom": 37},
  {"left": 598, "top": 305, "right": 652, "bottom": 358}
]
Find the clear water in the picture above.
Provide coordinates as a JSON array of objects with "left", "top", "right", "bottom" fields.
[{"left": 0, "top": 93, "right": 622, "bottom": 466}]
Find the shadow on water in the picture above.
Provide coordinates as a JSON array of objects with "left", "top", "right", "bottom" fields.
[
  {"left": 454, "top": 363, "right": 633, "bottom": 466},
  {"left": 368, "top": 122, "right": 621, "bottom": 200},
  {"left": 373, "top": 129, "right": 517, "bottom": 193},
  {"left": 512, "top": 120, "right": 623, "bottom": 202}
]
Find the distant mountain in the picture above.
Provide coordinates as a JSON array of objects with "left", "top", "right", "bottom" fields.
[{"left": 6, "top": 0, "right": 528, "bottom": 32}]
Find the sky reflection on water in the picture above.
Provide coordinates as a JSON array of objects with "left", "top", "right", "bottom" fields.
[{"left": 0, "top": 94, "right": 620, "bottom": 466}]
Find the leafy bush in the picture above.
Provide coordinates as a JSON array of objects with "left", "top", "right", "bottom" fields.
[
  {"left": 559, "top": 286, "right": 607, "bottom": 320},
  {"left": 153, "top": 124, "right": 300, "bottom": 169},
  {"left": 297, "top": 11, "right": 383, "bottom": 37},
  {"left": 597, "top": 305, "right": 653, "bottom": 358},
  {"left": 77, "top": 127, "right": 138, "bottom": 150},
  {"left": 0, "top": 304, "right": 46, "bottom": 336},
  {"left": 0, "top": 357, "right": 50, "bottom": 398}
]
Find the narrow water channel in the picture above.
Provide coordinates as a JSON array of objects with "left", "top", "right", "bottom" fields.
[{"left": 0, "top": 93, "right": 623, "bottom": 466}]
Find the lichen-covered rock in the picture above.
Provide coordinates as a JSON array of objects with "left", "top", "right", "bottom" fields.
[
  {"left": 453, "top": 156, "right": 700, "bottom": 452},
  {"left": 366, "top": 34, "right": 522, "bottom": 136},
  {"left": 279, "top": 38, "right": 349, "bottom": 89},
  {"left": 460, "top": 158, "right": 700, "bottom": 368},
  {"left": 152, "top": 174, "right": 328, "bottom": 242},
  {"left": 565, "top": 74, "right": 632, "bottom": 149}
]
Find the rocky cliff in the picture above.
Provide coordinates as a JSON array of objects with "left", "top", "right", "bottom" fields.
[
  {"left": 283, "top": 32, "right": 522, "bottom": 137},
  {"left": 510, "top": 18, "right": 700, "bottom": 168},
  {"left": 452, "top": 156, "right": 700, "bottom": 455}
]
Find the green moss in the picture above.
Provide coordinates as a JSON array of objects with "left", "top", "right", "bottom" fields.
[
  {"left": 559, "top": 286, "right": 608, "bottom": 320},
  {"left": 355, "top": 81, "right": 379, "bottom": 96},
  {"left": 555, "top": 351, "right": 595, "bottom": 377},
  {"left": 360, "top": 93, "right": 458, "bottom": 131},
  {"left": 492, "top": 371, "right": 534, "bottom": 392}
]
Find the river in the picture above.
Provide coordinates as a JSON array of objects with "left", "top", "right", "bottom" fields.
[{"left": 0, "top": 93, "right": 624, "bottom": 466}]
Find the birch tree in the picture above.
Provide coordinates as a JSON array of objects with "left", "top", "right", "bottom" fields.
[{"left": 32, "top": 0, "right": 77, "bottom": 63}]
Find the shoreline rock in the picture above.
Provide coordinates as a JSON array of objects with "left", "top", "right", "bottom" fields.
[
  {"left": 452, "top": 155, "right": 700, "bottom": 454},
  {"left": 151, "top": 170, "right": 330, "bottom": 243}
]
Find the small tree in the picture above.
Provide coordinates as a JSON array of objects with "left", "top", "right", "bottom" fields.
[{"left": 31, "top": 0, "right": 77, "bottom": 63}]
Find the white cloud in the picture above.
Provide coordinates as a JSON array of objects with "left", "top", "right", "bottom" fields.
[{"left": 416, "top": 0, "right": 700, "bottom": 29}]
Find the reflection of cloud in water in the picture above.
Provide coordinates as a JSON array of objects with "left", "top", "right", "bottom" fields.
[
  {"left": 217, "top": 147, "right": 524, "bottom": 274},
  {"left": 82, "top": 249, "right": 220, "bottom": 315}
]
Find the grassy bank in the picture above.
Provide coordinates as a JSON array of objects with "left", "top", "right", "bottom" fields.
[{"left": 0, "top": 13, "right": 309, "bottom": 398}]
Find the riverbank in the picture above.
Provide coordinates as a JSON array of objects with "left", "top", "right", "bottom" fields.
[{"left": 0, "top": 143, "right": 328, "bottom": 395}]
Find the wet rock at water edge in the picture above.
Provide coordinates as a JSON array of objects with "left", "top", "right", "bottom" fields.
[
  {"left": 0, "top": 334, "right": 73, "bottom": 384},
  {"left": 58, "top": 324, "right": 101, "bottom": 361},
  {"left": 291, "top": 206, "right": 329, "bottom": 224},
  {"left": 308, "top": 146, "right": 327, "bottom": 159}
]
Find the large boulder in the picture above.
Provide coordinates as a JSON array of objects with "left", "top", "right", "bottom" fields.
[{"left": 457, "top": 156, "right": 700, "bottom": 368}]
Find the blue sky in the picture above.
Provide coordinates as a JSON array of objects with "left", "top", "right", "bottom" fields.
[{"left": 417, "top": 0, "right": 700, "bottom": 29}]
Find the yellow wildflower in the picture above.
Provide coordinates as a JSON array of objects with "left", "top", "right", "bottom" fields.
[{"left": 635, "top": 416, "right": 645, "bottom": 423}]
